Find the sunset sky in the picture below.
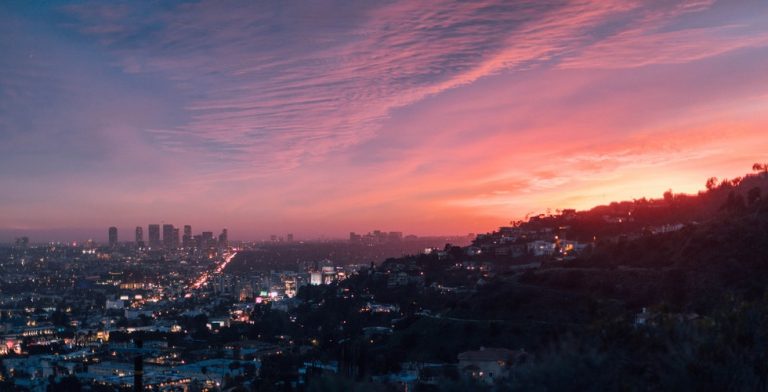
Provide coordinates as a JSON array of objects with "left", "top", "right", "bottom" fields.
[{"left": 2, "top": 0, "right": 768, "bottom": 241}]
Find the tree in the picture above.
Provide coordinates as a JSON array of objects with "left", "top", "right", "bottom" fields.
[
  {"left": 50, "top": 310, "right": 69, "bottom": 327},
  {"left": 47, "top": 375, "right": 81, "bottom": 392},
  {"left": 747, "top": 187, "right": 762, "bottom": 205},
  {"left": 243, "top": 362, "right": 257, "bottom": 377},
  {"left": 663, "top": 190, "right": 674, "bottom": 204},
  {"left": 721, "top": 191, "right": 746, "bottom": 213},
  {"left": 753, "top": 163, "right": 768, "bottom": 173},
  {"left": 706, "top": 177, "right": 718, "bottom": 191}
]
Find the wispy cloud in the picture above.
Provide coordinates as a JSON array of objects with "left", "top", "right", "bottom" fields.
[
  {"left": 56, "top": 1, "right": 638, "bottom": 175},
  {"left": 56, "top": 0, "right": 768, "bottom": 180},
  {"left": 2, "top": 0, "right": 768, "bottom": 238},
  {"left": 561, "top": 24, "right": 768, "bottom": 69},
  {"left": 560, "top": 0, "right": 768, "bottom": 68}
]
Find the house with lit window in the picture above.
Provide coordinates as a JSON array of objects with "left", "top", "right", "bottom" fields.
[{"left": 457, "top": 347, "right": 527, "bottom": 384}]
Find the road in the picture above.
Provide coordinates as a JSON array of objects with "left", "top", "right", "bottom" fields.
[{"left": 188, "top": 251, "right": 238, "bottom": 291}]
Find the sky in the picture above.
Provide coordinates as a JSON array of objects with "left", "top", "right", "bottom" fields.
[{"left": 1, "top": 0, "right": 768, "bottom": 242}]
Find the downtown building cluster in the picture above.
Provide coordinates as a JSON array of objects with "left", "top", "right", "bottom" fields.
[
  {"left": 348, "top": 229, "right": 407, "bottom": 244},
  {"left": 107, "top": 224, "right": 228, "bottom": 250}
]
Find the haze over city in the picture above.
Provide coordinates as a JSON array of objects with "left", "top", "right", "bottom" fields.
[{"left": 2, "top": 0, "right": 768, "bottom": 241}]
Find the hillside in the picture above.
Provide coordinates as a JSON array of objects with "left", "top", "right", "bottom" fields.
[
  {"left": 308, "top": 167, "right": 768, "bottom": 390},
  {"left": 503, "top": 169, "right": 768, "bottom": 243}
]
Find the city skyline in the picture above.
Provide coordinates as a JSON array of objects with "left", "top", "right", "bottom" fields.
[
  {"left": 2, "top": 1, "right": 768, "bottom": 241},
  {"left": 5, "top": 223, "right": 434, "bottom": 244}
]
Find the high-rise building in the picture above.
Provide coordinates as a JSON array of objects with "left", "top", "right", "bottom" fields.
[
  {"left": 148, "top": 224, "right": 161, "bottom": 248},
  {"left": 373, "top": 230, "right": 387, "bottom": 243},
  {"left": 163, "top": 224, "right": 175, "bottom": 248},
  {"left": 135, "top": 226, "right": 144, "bottom": 247},
  {"left": 218, "top": 228, "right": 228, "bottom": 248},
  {"left": 202, "top": 232, "right": 214, "bottom": 248},
  {"left": 173, "top": 228, "right": 180, "bottom": 248},
  {"left": 286, "top": 233, "right": 294, "bottom": 242},
  {"left": 183, "top": 225, "right": 192, "bottom": 248},
  {"left": 108, "top": 226, "right": 118, "bottom": 247}
]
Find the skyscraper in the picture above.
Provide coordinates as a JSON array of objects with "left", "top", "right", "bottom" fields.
[
  {"left": 183, "top": 225, "right": 192, "bottom": 248},
  {"left": 218, "top": 228, "right": 228, "bottom": 248},
  {"left": 148, "top": 224, "right": 161, "bottom": 248},
  {"left": 173, "top": 228, "right": 180, "bottom": 248},
  {"left": 287, "top": 233, "right": 294, "bottom": 242},
  {"left": 135, "top": 226, "right": 144, "bottom": 247},
  {"left": 163, "top": 224, "right": 175, "bottom": 248},
  {"left": 202, "top": 231, "right": 214, "bottom": 248},
  {"left": 108, "top": 226, "right": 118, "bottom": 247}
]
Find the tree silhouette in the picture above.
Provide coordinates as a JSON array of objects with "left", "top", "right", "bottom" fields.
[
  {"left": 721, "top": 190, "right": 746, "bottom": 213},
  {"left": 706, "top": 177, "right": 718, "bottom": 191},
  {"left": 663, "top": 190, "right": 674, "bottom": 205}
]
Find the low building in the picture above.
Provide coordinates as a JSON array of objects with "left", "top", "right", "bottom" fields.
[
  {"left": 457, "top": 347, "right": 527, "bottom": 384},
  {"left": 527, "top": 240, "right": 555, "bottom": 257}
]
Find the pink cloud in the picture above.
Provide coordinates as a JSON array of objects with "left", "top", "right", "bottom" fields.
[
  {"left": 58, "top": 0, "right": 766, "bottom": 187},
  {"left": 59, "top": 1, "right": 645, "bottom": 177},
  {"left": 4, "top": 0, "right": 768, "bottom": 239},
  {"left": 561, "top": 25, "right": 768, "bottom": 69}
]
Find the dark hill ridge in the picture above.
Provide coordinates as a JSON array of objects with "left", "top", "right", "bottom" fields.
[
  {"left": 372, "top": 169, "right": 768, "bottom": 389},
  {"left": 502, "top": 194, "right": 768, "bottom": 390},
  {"left": 506, "top": 170, "right": 768, "bottom": 243},
  {"left": 519, "top": 195, "right": 768, "bottom": 313}
]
